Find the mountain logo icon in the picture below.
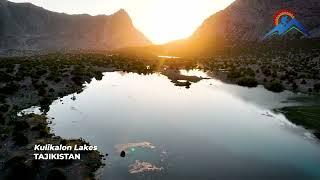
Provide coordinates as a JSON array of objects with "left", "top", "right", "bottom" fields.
[{"left": 263, "top": 9, "right": 309, "bottom": 40}]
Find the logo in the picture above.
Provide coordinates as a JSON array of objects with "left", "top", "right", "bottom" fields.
[{"left": 263, "top": 9, "right": 309, "bottom": 40}]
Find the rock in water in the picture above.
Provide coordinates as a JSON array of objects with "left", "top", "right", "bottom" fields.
[{"left": 120, "top": 151, "right": 126, "bottom": 158}]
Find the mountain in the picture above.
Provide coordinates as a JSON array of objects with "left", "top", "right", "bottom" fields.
[
  {"left": 0, "top": 0, "right": 151, "bottom": 51},
  {"left": 192, "top": 0, "right": 320, "bottom": 43},
  {"left": 148, "top": 0, "right": 320, "bottom": 56}
]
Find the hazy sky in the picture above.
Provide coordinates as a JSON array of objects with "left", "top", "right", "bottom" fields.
[{"left": 10, "top": 0, "right": 235, "bottom": 44}]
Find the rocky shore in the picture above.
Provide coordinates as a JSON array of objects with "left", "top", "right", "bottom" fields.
[
  {"left": 200, "top": 49, "right": 320, "bottom": 94},
  {"left": 0, "top": 114, "right": 102, "bottom": 179},
  {"left": 0, "top": 49, "right": 319, "bottom": 178},
  {"left": 0, "top": 53, "right": 155, "bottom": 179}
]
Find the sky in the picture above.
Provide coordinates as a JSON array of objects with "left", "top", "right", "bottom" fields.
[{"left": 10, "top": 0, "right": 235, "bottom": 44}]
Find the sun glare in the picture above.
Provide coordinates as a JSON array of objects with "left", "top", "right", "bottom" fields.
[
  {"left": 10, "top": 0, "right": 235, "bottom": 44},
  {"left": 126, "top": 0, "right": 235, "bottom": 44}
]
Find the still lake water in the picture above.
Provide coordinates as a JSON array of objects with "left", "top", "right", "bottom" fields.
[{"left": 24, "top": 70, "right": 320, "bottom": 180}]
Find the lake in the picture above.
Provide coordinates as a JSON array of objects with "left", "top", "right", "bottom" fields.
[{"left": 23, "top": 70, "right": 320, "bottom": 180}]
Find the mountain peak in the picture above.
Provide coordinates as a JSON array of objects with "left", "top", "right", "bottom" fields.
[
  {"left": 0, "top": 1, "right": 151, "bottom": 50},
  {"left": 113, "top": 9, "right": 129, "bottom": 17},
  {"left": 110, "top": 8, "right": 133, "bottom": 27},
  {"left": 117, "top": 8, "right": 127, "bottom": 13}
]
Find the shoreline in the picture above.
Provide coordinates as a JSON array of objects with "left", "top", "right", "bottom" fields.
[
  {"left": 276, "top": 106, "right": 320, "bottom": 139},
  {"left": 0, "top": 52, "right": 319, "bottom": 178}
]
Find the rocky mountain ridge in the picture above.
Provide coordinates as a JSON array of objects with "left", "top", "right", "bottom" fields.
[
  {"left": 0, "top": 0, "right": 151, "bottom": 51},
  {"left": 191, "top": 0, "right": 320, "bottom": 42}
]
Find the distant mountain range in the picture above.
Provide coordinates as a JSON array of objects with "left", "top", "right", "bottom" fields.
[
  {"left": 1, "top": 0, "right": 320, "bottom": 55},
  {"left": 0, "top": 0, "right": 151, "bottom": 52}
]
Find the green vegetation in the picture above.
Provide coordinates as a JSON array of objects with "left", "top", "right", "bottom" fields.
[
  {"left": 46, "top": 168, "right": 67, "bottom": 180},
  {"left": 0, "top": 104, "right": 10, "bottom": 113},
  {"left": 227, "top": 69, "right": 241, "bottom": 79},
  {"left": 0, "top": 112, "right": 102, "bottom": 179},
  {"left": 0, "top": 48, "right": 319, "bottom": 178},
  {"left": 32, "top": 123, "right": 51, "bottom": 138},
  {"left": 280, "top": 106, "right": 320, "bottom": 138},
  {"left": 14, "top": 120, "right": 30, "bottom": 131},
  {"left": 4, "top": 156, "right": 37, "bottom": 180},
  {"left": 201, "top": 48, "right": 320, "bottom": 94},
  {"left": 0, "top": 53, "right": 158, "bottom": 179},
  {"left": 265, "top": 80, "right": 284, "bottom": 93},
  {"left": 237, "top": 77, "right": 258, "bottom": 87},
  {"left": 13, "top": 132, "right": 29, "bottom": 146},
  {"left": 0, "top": 83, "right": 20, "bottom": 95},
  {"left": 315, "top": 83, "right": 320, "bottom": 92}
]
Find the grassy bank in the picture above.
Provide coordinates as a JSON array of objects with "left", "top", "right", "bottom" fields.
[{"left": 280, "top": 106, "right": 320, "bottom": 138}]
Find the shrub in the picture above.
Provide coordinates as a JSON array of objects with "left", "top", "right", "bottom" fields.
[
  {"left": 0, "top": 104, "right": 10, "bottom": 113},
  {"left": 37, "top": 69, "right": 48, "bottom": 76},
  {"left": 94, "top": 71, "right": 103, "bottom": 80},
  {"left": 4, "top": 156, "right": 26, "bottom": 169},
  {"left": 49, "top": 88, "right": 55, "bottom": 93},
  {"left": 14, "top": 121, "right": 30, "bottom": 131},
  {"left": 39, "top": 97, "right": 51, "bottom": 112},
  {"left": 314, "top": 83, "right": 320, "bottom": 92},
  {"left": 71, "top": 76, "right": 83, "bottom": 86},
  {"left": 292, "top": 82, "right": 298, "bottom": 91},
  {"left": 54, "top": 78, "right": 62, "bottom": 83},
  {"left": 13, "top": 133, "right": 29, "bottom": 146},
  {"left": 38, "top": 87, "right": 47, "bottom": 96},
  {"left": 4, "top": 156, "right": 36, "bottom": 180},
  {"left": 244, "top": 68, "right": 256, "bottom": 77},
  {"left": 31, "top": 160, "right": 41, "bottom": 172},
  {"left": 0, "top": 113, "right": 5, "bottom": 124},
  {"left": 0, "top": 83, "right": 19, "bottom": 95},
  {"left": 237, "top": 77, "right": 258, "bottom": 87},
  {"left": 263, "top": 78, "right": 268, "bottom": 82},
  {"left": 227, "top": 69, "right": 241, "bottom": 79},
  {"left": 0, "top": 71, "right": 13, "bottom": 83},
  {"left": 262, "top": 68, "right": 271, "bottom": 77},
  {"left": 266, "top": 80, "right": 284, "bottom": 93},
  {"left": 46, "top": 168, "right": 67, "bottom": 180},
  {"left": 33, "top": 123, "right": 51, "bottom": 138},
  {"left": 0, "top": 95, "right": 6, "bottom": 103}
]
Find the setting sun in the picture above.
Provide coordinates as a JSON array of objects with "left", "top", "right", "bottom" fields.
[
  {"left": 2, "top": 1, "right": 320, "bottom": 180},
  {"left": 10, "top": 0, "right": 234, "bottom": 44},
  {"left": 126, "top": 0, "right": 235, "bottom": 44}
]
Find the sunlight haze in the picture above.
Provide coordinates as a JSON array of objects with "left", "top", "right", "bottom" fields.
[{"left": 10, "top": 0, "right": 235, "bottom": 44}]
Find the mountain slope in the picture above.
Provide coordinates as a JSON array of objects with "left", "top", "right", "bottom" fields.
[
  {"left": 0, "top": 0, "right": 151, "bottom": 51},
  {"left": 149, "top": 0, "right": 320, "bottom": 56},
  {"left": 192, "top": 0, "right": 320, "bottom": 42}
]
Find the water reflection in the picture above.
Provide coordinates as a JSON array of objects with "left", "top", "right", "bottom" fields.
[
  {"left": 158, "top": 69, "right": 213, "bottom": 89},
  {"left": 158, "top": 56, "right": 181, "bottom": 59},
  {"left": 21, "top": 70, "right": 320, "bottom": 180}
]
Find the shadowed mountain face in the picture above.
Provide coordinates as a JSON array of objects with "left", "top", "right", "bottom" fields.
[
  {"left": 149, "top": 0, "right": 320, "bottom": 56},
  {"left": 192, "top": 0, "right": 320, "bottom": 42},
  {"left": 0, "top": 0, "right": 151, "bottom": 51}
]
